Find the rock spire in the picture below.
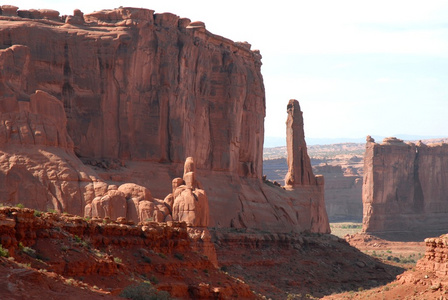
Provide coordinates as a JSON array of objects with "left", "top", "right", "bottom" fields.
[{"left": 284, "top": 99, "right": 316, "bottom": 186}]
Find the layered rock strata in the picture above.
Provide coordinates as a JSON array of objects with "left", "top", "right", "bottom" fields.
[
  {"left": 0, "top": 6, "right": 329, "bottom": 233},
  {"left": 0, "top": 207, "right": 250, "bottom": 299},
  {"left": 362, "top": 136, "right": 448, "bottom": 238},
  {"left": 418, "top": 234, "right": 448, "bottom": 277}
]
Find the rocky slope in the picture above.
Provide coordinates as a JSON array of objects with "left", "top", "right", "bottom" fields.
[
  {"left": 213, "top": 229, "right": 404, "bottom": 299},
  {"left": 0, "top": 5, "right": 328, "bottom": 233},
  {"left": 0, "top": 206, "right": 255, "bottom": 299},
  {"left": 362, "top": 136, "right": 448, "bottom": 240}
]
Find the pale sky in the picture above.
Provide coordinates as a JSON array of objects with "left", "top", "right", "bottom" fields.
[{"left": 10, "top": 1, "right": 448, "bottom": 145}]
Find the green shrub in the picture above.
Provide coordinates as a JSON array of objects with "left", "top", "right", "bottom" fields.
[
  {"left": 16, "top": 203, "right": 25, "bottom": 209},
  {"left": 33, "top": 210, "right": 42, "bottom": 217},
  {"left": 73, "top": 235, "right": 90, "bottom": 248},
  {"left": 114, "top": 257, "right": 123, "bottom": 264},
  {"left": 0, "top": 244, "right": 9, "bottom": 257},
  {"left": 119, "top": 281, "right": 170, "bottom": 300},
  {"left": 19, "top": 243, "right": 37, "bottom": 258}
]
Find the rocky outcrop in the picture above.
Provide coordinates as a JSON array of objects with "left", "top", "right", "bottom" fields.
[
  {"left": 0, "top": 207, "right": 252, "bottom": 299},
  {"left": 169, "top": 157, "right": 209, "bottom": 227},
  {"left": 0, "top": 6, "right": 329, "bottom": 233},
  {"left": 418, "top": 234, "right": 448, "bottom": 277},
  {"left": 362, "top": 136, "right": 448, "bottom": 239}
]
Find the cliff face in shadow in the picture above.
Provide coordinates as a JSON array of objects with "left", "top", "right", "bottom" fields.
[{"left": 362, "top": 137, "right": 448, "bottom": 240}]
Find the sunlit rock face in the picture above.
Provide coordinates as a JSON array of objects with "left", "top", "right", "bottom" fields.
[
  {"left": 362, "top": 136, "right": 448, "bottom": 239},
  {"left": 0, "top": 6, "right": 329, "bottom": 233}
]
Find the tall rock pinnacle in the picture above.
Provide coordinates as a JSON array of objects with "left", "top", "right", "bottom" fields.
[{"left": 284, "top": 99, "right": 316, "bottom": 186}]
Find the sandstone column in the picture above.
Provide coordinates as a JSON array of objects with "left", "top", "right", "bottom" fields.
[{"left": 284, "top": 99, "right": 316, "bottom": 186}]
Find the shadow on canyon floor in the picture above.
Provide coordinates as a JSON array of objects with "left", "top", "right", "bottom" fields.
[{"left": 212, "top": 228, "right": 405, "bottom": 299}]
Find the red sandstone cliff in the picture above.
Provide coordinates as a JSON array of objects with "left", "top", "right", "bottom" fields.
[
  {"left": 362, "top": 136, "right": 448, "bottom": 239},
  {"left": 0, "top": 6, "right": 329, "bottom": 233}
]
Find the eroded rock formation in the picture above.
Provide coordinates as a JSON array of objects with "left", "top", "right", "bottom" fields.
[
  {"left": 285, "top": 99, "right": 316, "bottom": 186},
  {"left": 0, "top": 6, "right": 329, "bottom": 233},
  {"left": 362, "top": 136, "right": 448, "bottom": 239},
  {"left": 417, "top": 234, "right": 448, "bottom": 277}
]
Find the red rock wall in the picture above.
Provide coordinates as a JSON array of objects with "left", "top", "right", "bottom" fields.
[
  {"left": 0, "top": 7, "right": 329, "bottom": 233},
  {"left": 0, "top": 7, "right": 264, "bottom": 178},
  {"left": 362, "top": 137, "right": 448, "bottom": 237}
]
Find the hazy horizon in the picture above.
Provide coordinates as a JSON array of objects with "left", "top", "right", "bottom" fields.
[{"left": 265, "top": 134, "right": 448, "bottom": 148}]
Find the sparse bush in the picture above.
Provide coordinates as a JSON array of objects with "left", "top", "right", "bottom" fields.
[
  {"left": 0, "top": 244, "right": 9, "bottom": 257},
  {"left": 16, "top": 203, "right": 25, "bottom": 209},
  {"left": 142, "top": 256, "right": 152, "bottom": 264},
  {"left": 73, "top": 235, "right": 90, "bottom": 248},
  {"left": 34, "top": 210, "right": 42, "bottom": 217},
  {"left": 114, "top": 257, "right": 123, "bottom": 264},
  {"left": 149, "top": 276, "right": 159, "bottom": 284},
  {"left": 157, "top": 253, "right": 167, "bottom": 259},
  {"left": 19, "top": 243, "right": 37, "bottom": 258},
  {"left": 119, "top": 281, "right": 170, "bottom": 300}
]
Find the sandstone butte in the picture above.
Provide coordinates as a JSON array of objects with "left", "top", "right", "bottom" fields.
[
  {"left": 362, "top": 136, "right": 448, "bottom": 240},
  {"left": 0, "top": 5, "right": 329, "bottom": 234}
]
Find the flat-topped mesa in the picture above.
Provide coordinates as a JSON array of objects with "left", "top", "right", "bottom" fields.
[
  {"left": 362, "top": 136, "right": 448, "bottom": 239},
  {"left": 284, "top": 99, "right": 319, "bottom": 187}
]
